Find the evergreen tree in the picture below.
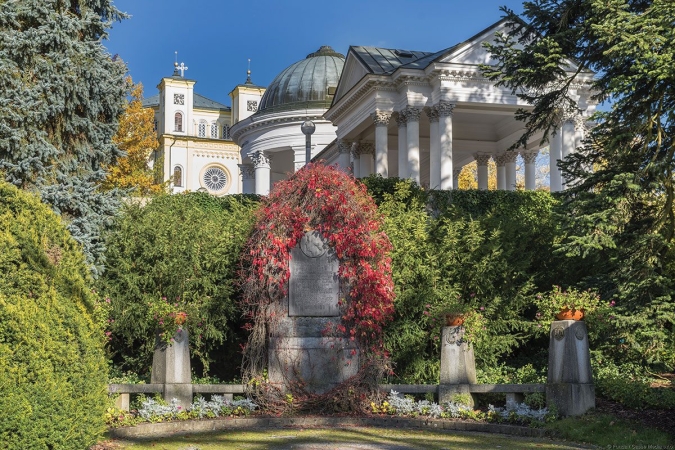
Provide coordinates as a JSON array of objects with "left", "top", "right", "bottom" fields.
[
  {"left": 483, "top": 1, "right": 675, "bottom": 367},
  {"left": 0, "top": 0, "right": 128, "bottom": 276}
]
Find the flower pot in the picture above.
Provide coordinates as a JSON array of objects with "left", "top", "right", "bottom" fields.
[
  {"left": 444, "top": 314, "right": 465, "bottom": 327},
  {"left": 555, "top": 308, "right": 584, "bottom": 321}
]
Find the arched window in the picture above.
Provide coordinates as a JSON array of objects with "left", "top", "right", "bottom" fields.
[
  {"left": 173, "top": 166, "right": 183, "bottom": 187},
  {"left": 198, "top": 120, "right": 207, "bottom": 137},
  {"left": 174, "top": 112, "right": 184, "bottom": 132},
  {"left": 222, "top": 125, "right": 230, "bottom": 140},
  {"left": 211, "top": 122, "right": 218, "bottom": 138}
]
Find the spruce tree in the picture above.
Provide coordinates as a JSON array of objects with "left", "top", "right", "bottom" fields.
[
  {"left": 483, "top": 1, "right": 675, "bottom": 367},
  {"left": 0, "top": 0, "right": 128, "bottom": 276}
]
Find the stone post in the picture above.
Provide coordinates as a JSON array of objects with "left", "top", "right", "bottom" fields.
[
  {"left": 151, "top": 328, "right": 193, "bottom": 408},
  {"left": 438, "top": 326, "right": 477, "bottom": 406},
  {"left": 372, "top": 111, "right": 391, "bottom": 177},
  {"left": 396, "top": 112, "right": 408, "bottom": 179},
  {"left": 546, "top": 320, "right": 595, "bottom": 416}
]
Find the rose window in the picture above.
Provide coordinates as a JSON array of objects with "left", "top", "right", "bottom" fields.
[{"left": 202, "top": 167, "right": 228, "bottom": 192}]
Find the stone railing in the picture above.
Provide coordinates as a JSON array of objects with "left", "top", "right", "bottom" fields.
[{"left": 109, "top": 320, "right": 594, "bottom": 417}]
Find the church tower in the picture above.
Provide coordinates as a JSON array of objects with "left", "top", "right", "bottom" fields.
[{"left": 229, "top": 62, "right": 266, "bottom": 126}]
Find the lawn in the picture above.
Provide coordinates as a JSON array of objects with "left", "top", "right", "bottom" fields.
[{"left": 107, "top": 427, "right": 589, "bottom": 449}]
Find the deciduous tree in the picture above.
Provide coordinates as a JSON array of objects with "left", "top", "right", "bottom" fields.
[{"left": 104, "top": 79, "right": 163, "bottom": 196}]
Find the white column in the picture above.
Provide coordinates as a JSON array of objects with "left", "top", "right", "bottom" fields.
[
  {"left": 562, "top": 120, "right": 576, "bottom": 159},
  {"left": 504, "top": 151, "right": 518, "bottom": 191},
  {"left": 495, "top": 154, "right": 506, "bottom": 190},
  {"left": 574, "top": 115, "right": 585, "bottom": 150},
  {"left": 239, "top": 164, "right": 255, "bottom": 194},
  {"left": 437, "top": 101, "right": 455, "bottom": 190},
  {"left": 337, "top": 139, "right": 352, "bottom": 173},
  {"left": 358, "top": 142, "right": 375, "bottom": 178},
  {"left": 474, "top": 154, "right": 490, "bottom": 190},
  {"left": 372, "top": 111, "right": 391, "bottom": 178},
  {"left": 453, "top": 168, "right": 461, "bottom": 190},
  {"left": 292, "top": 146, "right": 306, "bottom": 173},
  {"left": 550, "top": 127, "right": 563, "bottom": 192},
  {"left": 396, "top": 113, "right": 408, "bottom": 179},
  {"left": 521, "top": 151, "right": 538, "bottom": 191},
  {"left": 403, "top": 106, "right": 421, "bottom": 183},
  {"left": 425, "top": 106, "right": 441, "bottom": 189},
  {"left": 251, "top": 150, "right": 271, "bottom": 195}
]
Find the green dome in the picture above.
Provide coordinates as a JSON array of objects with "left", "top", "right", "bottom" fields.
[{"left": 258, "top": 46, "right": 345, "bottom": 113}]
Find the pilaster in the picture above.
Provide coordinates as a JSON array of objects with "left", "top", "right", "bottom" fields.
[{"left": 337, "top": 139, "right": 352, "bottom": 173}]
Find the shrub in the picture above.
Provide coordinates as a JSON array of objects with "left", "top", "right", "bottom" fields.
[
  {"left": 98, "top": 192, "right": 259, "bottom": 379},
  {"left": 0, "top": 181, "right": 108, "bottom": 449}
]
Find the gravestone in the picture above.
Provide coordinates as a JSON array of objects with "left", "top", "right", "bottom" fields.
[{"left": 268, "top": 231, "right": 359, "bottom": 393}]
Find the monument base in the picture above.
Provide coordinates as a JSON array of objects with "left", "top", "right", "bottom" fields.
[
  {"left": 268, "top": 337, "right": 359, "bottom": 394},
  {"left": 546, "top": 383, "right": 595, "bottom": 417},
  {"left": 151, "top": 328, "right": 192, "bottom": 408}
]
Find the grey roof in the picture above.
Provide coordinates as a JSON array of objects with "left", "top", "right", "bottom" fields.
[
  {"left": 140, "top": 93, "right": 230, "bottom": 111},
  {"left": 350, "top": 46, "right": 434, "bottom": 75},
  {"left": 142, "top": 94, "right": 159, "bottom": 107},
  {"left": 257, "top": 46, "right": 345, "bottom": 114},
  {"left": 193, "top": 93, "right": 229, "bottom": 111}
]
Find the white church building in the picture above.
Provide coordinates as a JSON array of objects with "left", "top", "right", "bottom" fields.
[{"left": 144, "top": 19, "right": 595, "bottom": 196}]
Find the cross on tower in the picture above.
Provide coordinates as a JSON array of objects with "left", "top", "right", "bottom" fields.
[{"left": 176, "top": 62, "right": 188, "bottom": 77}]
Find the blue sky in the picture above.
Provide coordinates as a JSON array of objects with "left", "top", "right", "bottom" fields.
[{"left": 105, "top": 1, "right": 524, "bottom": 105}]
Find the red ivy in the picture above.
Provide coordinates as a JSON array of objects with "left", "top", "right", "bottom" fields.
[{"left": 239, "top": 163, "right": 395, "bottom": 355}]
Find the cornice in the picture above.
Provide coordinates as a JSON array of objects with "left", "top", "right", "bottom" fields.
[
  {"left": 325, "top": 77, "right": 396, "bottom": 123},
  {"left": 192, "top": 149, "right": 240, "bottom": 160},
  {"left": 428, "top": 69, "right": 492, "bottom": 84},
  {"left": 230, "top": 113, "right": 328, "bottom": 142}
]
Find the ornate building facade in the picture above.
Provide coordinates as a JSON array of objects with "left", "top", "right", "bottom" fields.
[{"left": 145, "top": 19, "right": 595, "bottom": 196}]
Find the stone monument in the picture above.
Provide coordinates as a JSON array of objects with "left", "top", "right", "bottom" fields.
[
  {"left": 438, "top": 325, "right": 477, "bottom": 406},
  {"left": 268, "top": 230, "right": 359, "bottom": 393},
  {"left": 546, "top": 320, "right": 595, "bottom": 416},
  {"left": 151, "top": 328, "right": 193, "bottom": 408}
]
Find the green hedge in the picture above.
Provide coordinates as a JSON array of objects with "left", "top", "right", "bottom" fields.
[
  {"left": 0, "top": 181, "right": 108, "bottom": 449},
  {"left": 99, "top": 192, "right": 259, "bottom": 379},
  {"left": 363, "top": 177, "right": 560, "bottom": 382}
]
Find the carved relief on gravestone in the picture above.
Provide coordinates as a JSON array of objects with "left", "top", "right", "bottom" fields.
[{"left": 288, "top": 231, "right": 340, "bottom": 317}]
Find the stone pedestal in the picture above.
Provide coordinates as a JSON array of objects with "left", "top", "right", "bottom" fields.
[
  {"left": 268, "top": 336, "right": 359, "bottom": 393},
  {"left": 151, "top": 328, "right": 192, "bottom": 408},
  {"left": 438, "top": 326, "right": 477, "bottom": 406},
  {"left": 546, "top": 320, "right": 595, "bottom": 416}
]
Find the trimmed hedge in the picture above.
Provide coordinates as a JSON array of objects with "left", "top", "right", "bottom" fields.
[
  {"left": 99, "top": 192, "right": 260, "bottom": 379},
  {"left": 0, "top": 181, "right": 108, "bottom": 449}
]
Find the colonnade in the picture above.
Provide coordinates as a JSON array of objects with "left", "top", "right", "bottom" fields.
[{"left": 238, "top": 114, "right": 582, "bottom": 195}]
